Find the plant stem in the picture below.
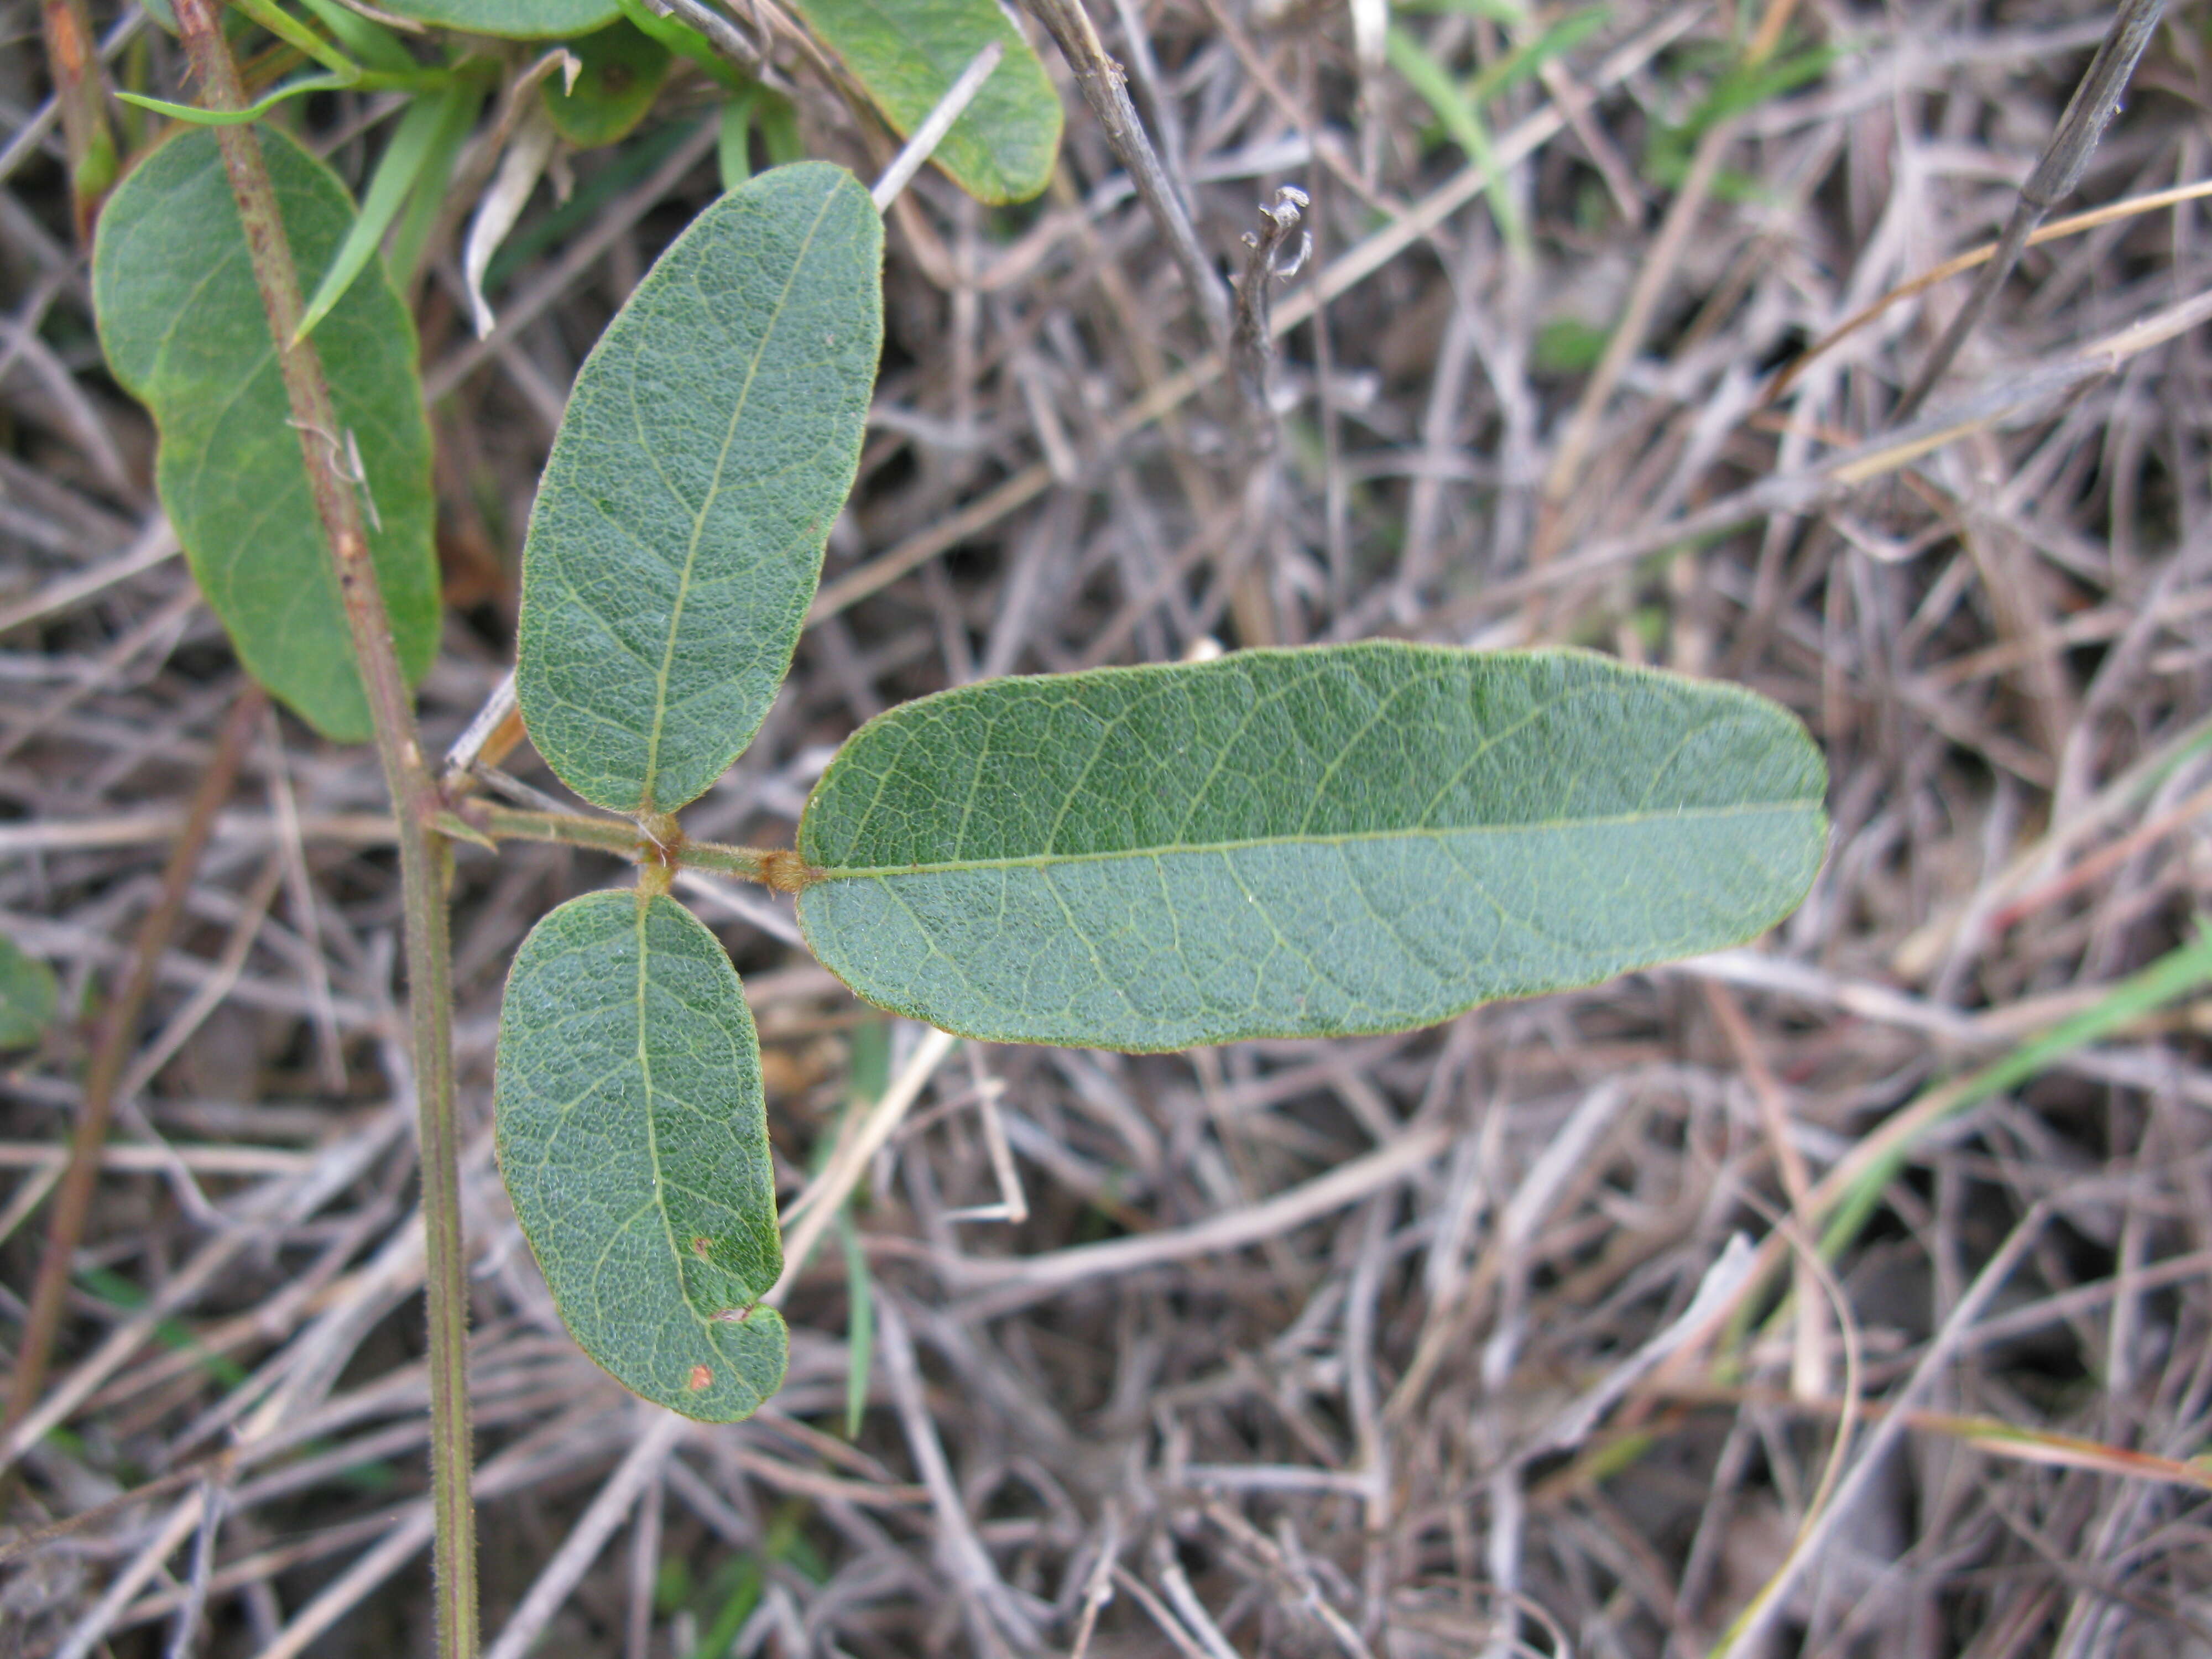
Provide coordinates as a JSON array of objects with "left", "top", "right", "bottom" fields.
[
  {"left": 1020, "top": 0, "right": 1233, "bottom": 356},
  {"left": 39, "top": 0, "right": 118, "bottom": 241},
  {"left": 0, "top": 682, "right": 264, "bottom": 1501},
  {"left": 171, "top": 6, "right": 478, "bottom": 1655},
  {"left": 460, "top": 804, "right": 808, "bottom": 889}
]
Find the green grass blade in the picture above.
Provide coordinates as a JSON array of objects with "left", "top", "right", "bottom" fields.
[
  {"left": 119, "top": 72, "right": 356, "bottom": 126},
  {"left": 1817, "top": 927, "right": 2212, "bottom": 1264},
  {"left": 0, "top": 935, "right": 58, "bottom": 1050},
  {"left": 295, "top": 86, "right": 465, "bottom": 341},
  {"left": 294, "top": 0, "right": 419, "bottom": 72},
  {"left": 383, "top": 75, "right": 486, "bottom": 289},
  {"left": 1385, "top": 25, "right": 1527, "bottom": 254}
]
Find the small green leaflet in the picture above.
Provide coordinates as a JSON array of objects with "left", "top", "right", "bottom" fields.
[
  {"left": 374, "top": 0, "right": 620, "bottom": 36},
  {"left": 0, "top": 936, "right": 58, "bottom": 1050},
  {"left": 517, "top": 161, "right": 881, "bottom": 815},
  {"left": 789, "top": 0, "right": 1061, "bottom": 203},
  {"left": 93, "top": 128, "right": 439, "bottom": 743},
  {"left": 495, "top": 890, "right": 787, "bottom": 1421},
  {"left": 797, "top": 645, "right": 1829, "bottom": 1050}
]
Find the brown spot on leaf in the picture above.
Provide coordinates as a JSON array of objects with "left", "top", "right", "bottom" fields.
[
  {"left": 691, "top": 1237, "right": 712, "bottom": 1259},
  {"left": 687, "top": 1364, "right": 713, "bottom": 1392}
]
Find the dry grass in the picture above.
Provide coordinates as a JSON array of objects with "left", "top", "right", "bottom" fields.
[{"left": 5, "top": 0, "right": 2212, "bottom": 1655}]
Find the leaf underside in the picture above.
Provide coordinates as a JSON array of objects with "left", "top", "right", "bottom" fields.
[
  {"left": 797, "top": 644, "right": 1830, "bottom": 1051},
  {"left": 92, "top": 128, "right": 440, "bottom": 743},
  {"left": 376, "top": 0, "right": 620, "bottom": 36},
  {"left": 517, "top": 161, "right": 883, "bottom": 815},
  {"left": 495, "top": 890, "right": 787, "bottom": 1421},
  {"left": 789, "top": 0, "right": 1062, "bottom": 203}
]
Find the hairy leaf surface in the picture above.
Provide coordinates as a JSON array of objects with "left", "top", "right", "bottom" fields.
[
  {"left": 517, "top": 161, "right": 881, "bottom": 814},
  {"left": 789, "top": 0, "right": 1061, "bottom": 202},
  {"left": 496, "top": 890, "right": 787, "bottom": 1420},
  {"left": 377, "top": 0, "right": 619, "bottom": 35},
  {"left": 93, "top": 129, "right": 439, "bottom": 742},
  {"left": 798, "top": 645, "right": 1828, "bottom": 1050}
]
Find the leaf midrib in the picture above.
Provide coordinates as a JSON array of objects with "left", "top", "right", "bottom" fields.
[
  {"left": 630, "top": 900, "right": 702, "bottom": 1334},
  {"left": 637, "top": 185, "right": 841, "bottom": 812},
  {"left": 815, "top": 797, "right": 1817, "bottom": 880}
]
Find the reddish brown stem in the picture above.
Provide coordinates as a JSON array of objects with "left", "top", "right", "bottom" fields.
[
  {"left": 171, "top": 5, "right": 477, "bottom": 1655},
  {"left": 39, "top": 0, "right": 117, "bottom": 241}
]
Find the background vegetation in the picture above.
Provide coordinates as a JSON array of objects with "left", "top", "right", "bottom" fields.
[{"left": 3, "top": 0, "right": 2210, "bottom": 1654}]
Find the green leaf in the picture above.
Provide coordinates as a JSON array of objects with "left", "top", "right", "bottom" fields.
[
  {"left": 295, "top": 0, "right": 421, "bottom": 73},
  {"left": 617, "top": 0, "right": 748, "bottom": 90},
  {"left": 93, "top": 129, "right": 439, "bottom": 743},
  {"left": 787, "top": 0, "right": 1061, "bottom": 203},
  {"left": 542, "top": 18, "right": 672, "bottom": 149},
  {"left": 517, "top": 161, "right": 881, "bottom": 815},
  {"left": 375, "top": 0, "right": 620, "bottom": 36},
  {"left": 717, "top": 91, "right": 755, "bottom": 190},
  {"left": 0, "top": 935, "right": 59, "bottom": 1050},
  {"left": 495, "top": 889, "right": 787, "bottom": 1420},
  {"left": 297, "top": 83, "right": 474, "bottom": 341},
  {"left": 796, "top": 644, "right": 1829, "bottom": 1051},
  {"left": 383, "top": 77, "right": 489, "bottom": 290}
]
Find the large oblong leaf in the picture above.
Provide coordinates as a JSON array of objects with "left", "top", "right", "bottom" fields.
[
  {"left": 495, "top": 889, "right": 787, "bottom": 1420},
  {"left": 790, "top": 0, "right": 1062, "bottom": 203},
  {"left": 516, "top": 161, "right": 882, "bottom": 815},
  {"left": 93, "top": 128, "right": 439, "bottom": 743},
  {"left": 796, "top": 644, "right": 1829, "bottom": 1051}
]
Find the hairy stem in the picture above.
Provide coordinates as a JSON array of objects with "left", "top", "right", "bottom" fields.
[
  {"left": 171, "top": 5, "right": 477, "bottom": 1655},
  {"left": 459, "top": 804, "right": 815, "bottom": 890}
]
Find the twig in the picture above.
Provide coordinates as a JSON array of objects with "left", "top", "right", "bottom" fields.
[
  {"left": 1228, "top": 185, "right": 1310, "bottom": 439},
  {"left": 36, "top": 0, "right": 117, "bottom": 241},
  {"left": 941, "top": 1121, "right": 1452, "bottom": 1310},
  {"left": 483, "top": 1412, "right": 685, "bottom": 1659},
  {"left": 1020, "top": 0, "right": 1234, "bottom": 356},
  {"left": 872, "top": 41, "right": 1003, "bottom": 212},
  {"left": 806, "top": 6, "right": 1699, "bottom": 624},
  {"left": 632, "top": 0, "right": 784, "bottom": 89},
  {"left": 1530, "top": 112, "right": 1738, "bottom": 573},
  {"left": 771, "top": 1026, "right": 960, "bottom": 1302},
  {"left": 1715, "top": 1200, "right": 2054, "bottom": 1657},
  {"left": 876, "top": 1293, "right": 1047, "bottom": 1655},
  {"left": 0, "top": 682, "right": 264, "bottom": 1485},
  {"left": 1892, "top": 0, "right": 2167, "bottom": 420},
  {"left": 168, "top": 6, "right": 478, "bottom": 1655},
  {"left": 1766, "top": 175, "right": 2212, "bottom": 405},
  {"left": 438, "top": 669, "right": 522, "bottom": 792}
]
